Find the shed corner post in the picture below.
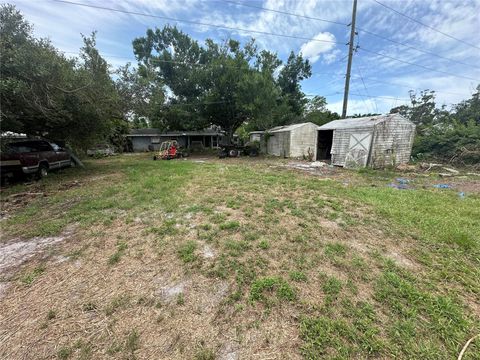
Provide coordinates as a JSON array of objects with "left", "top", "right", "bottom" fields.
[{"left": 366, "top": 126, "right": 376, "bottom": 167}]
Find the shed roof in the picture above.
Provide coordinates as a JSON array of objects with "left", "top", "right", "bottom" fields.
[
  {"left": 318, "top": 114, "right": 410, "bottom": 130},
  {"left": 268, "top": 122, "right": 318, "bottom": 133}
]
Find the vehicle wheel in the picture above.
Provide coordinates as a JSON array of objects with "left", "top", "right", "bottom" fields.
[
  {"left": 153, "top": 155, "right": 158, "bottom": 161},
  {"left": 218, "top": 150, "right": 227, "bottom": 158},
  {"left": 228, "top": 149, "right": 239, "bottom": 157},
  {"left": 37, "top": 164, "right": 48, "bottom": 180}
]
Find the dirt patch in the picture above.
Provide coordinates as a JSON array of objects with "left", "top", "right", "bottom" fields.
[{"left": 0, "top": 229, "right": 74, "bottom": 277}]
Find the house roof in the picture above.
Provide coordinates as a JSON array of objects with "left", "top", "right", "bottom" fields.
[
  {"left": 317, "top": 114, "right": 410, "bottom": 130},
  {"left": 268, "top": 122, "right": 318, "bottom": 133},
  {"left": 127, "top": 128, "right": 224, "bottom": 137}
]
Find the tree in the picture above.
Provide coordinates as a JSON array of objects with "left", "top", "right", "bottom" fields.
[
  {"left": 278, "top": 51, "right": 312, "bottom": 116},
  {"left": 115, "top": 63, "right": 164, "bottom": 128},
  {"left": 0, "top": 4, "right": 122, "bottom": 150},
  {"left": 389, "top": 85, "right": 480, "bottom": 164},
  {"left": 304, "top": 96, "right": 340, "bottom": 126},
  {"left": 132, "top": 26, "right": 310, "bottom": 140},
  {"left": 452, "top": 85, "right": 480, "bottom": 126}
]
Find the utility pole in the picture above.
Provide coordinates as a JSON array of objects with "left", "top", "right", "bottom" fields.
[{"left": 342, "top": 0, "right": 358, "bottom": 119}]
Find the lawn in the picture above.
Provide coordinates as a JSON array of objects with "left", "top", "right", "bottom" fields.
[{"left": 0, "top": 154, "right": 479, "bottom": 359}]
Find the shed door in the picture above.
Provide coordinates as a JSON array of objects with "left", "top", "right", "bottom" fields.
[{"left": 344, "top": 133, "right": 372, "bottom": 168}]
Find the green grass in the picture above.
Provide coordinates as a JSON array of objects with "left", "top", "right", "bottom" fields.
[
  {"left": 250, "top": 277, "right": 296, "bottom": 303},
  {"left": 177, "top": 241, "right": 198, "bottom": 263}
]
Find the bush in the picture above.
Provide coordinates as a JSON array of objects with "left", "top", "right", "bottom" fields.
[{"left": 413, "top": 120, "right": 480, "bottom": 165}]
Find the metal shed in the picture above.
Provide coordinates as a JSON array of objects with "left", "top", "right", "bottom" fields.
[
  {"left": 264, "top": 122, "right": 319, "bottom": 159},
  {"left": 317, "top": 114, "right": 416, "bottom": 168}
]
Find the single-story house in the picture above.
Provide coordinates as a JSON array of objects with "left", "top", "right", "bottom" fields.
[
  {"left": 126, "top": 128, "right": 225, "bottom": 152},
  {"left": 250, "top": 122, "right": 320, "bottom": 159},
  {"left": 316, "top": 114, "right": 415, "bottom": 168}
]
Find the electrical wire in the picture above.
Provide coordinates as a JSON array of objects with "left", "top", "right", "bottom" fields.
[
  {"left": 358, "top": 47, "right": 480, "bottom": 82},
  {"left": 226, "top": 0, "right": 479, "bottom": 69},
  {"left": 372, "top": 0, "right": 480, "bottom": 51},
  {"left": 53, "top": 0, "right": 480, "bottom": 82},
  {"left": 51, "top": 0, "right": 343, "bottom": 46}
]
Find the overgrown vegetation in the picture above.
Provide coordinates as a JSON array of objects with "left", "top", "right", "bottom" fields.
[{"left": 391, "top": 89, "right": 480, "bottom": 165}]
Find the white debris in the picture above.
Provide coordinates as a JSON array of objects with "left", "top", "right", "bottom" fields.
[
  {"left": 442, "top": 167, "right": 459, "bottom": 174},
  {"left": 310, "top": 161, "right": 328, "bottom": 168},
  {"left": 160, "top": 282, "right": 186, "bottom": 301},
  {"left": 202, "top": 245, "right": 215, "bottom": 259}
]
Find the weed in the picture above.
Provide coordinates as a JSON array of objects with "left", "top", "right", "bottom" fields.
[
  {"left": 322, "top": 276, "right": 343, "bottom": 297},
  {"left": 125, "top": 330, "right": 140, "bottom": 355},
  {"left": 289, "top": 270, "right": 308, "bottom": 282},
  {"left": 82, "top": 302, "right": 97, "bottom": 312},
  {"left": 219, "top": 220, "right": 240, "bottom": 230},
  {"left": 57, "top": 346, "right": 72, "bottom": 359},
  {"left": 225, "top": 239, "right": 250, "bottom": 256},
  {"left": 194, "top": 347, "right": 215, "bottom": 360},
  {"left": 250, "top": 277, "right": 296, "bottom": 303},
  {"left": 108, "top": 241, "right": 128, "bottom": 265},
  {"left": 199, "top": 223, "right": 212, "bottom": 231},
  {"left": 325, "top": 243, "right": 347, "bottom": 258},
  {"left": 105, "top": 295, "right": 130, "bottom": 316},
  {"left": 47, "top": 309, "right": 56, "bottom": 320},
  {"left": 258, "top": 239, "right": 270, "bottom": 250},
  {"left": 177, "top": 241, "right": 197, "bottom": 263},
  {"left": 21, "top": 266, "right": 45, "bottom": 285},
  {"left": 176, "top": 293, "right": 185, "bottom": 305}
]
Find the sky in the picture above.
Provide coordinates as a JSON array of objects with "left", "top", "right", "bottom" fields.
[{"left": 9, "top": 0, "right": 480, "bottom": 116}]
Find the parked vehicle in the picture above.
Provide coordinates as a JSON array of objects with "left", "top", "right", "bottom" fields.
[
  {"left": 87, "top": 144, "right": 115, "bottom": 157},
  {"left": 153, "top": 141, "right": 189, "bottom": 160},
  {"left": 0, "top": 139, "right": 73, "bottom": 180},
  {"left": 218, "top": 143, "right": 258, "bottom": 158}
]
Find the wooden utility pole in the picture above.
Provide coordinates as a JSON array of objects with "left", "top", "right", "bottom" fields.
[{"left": 342, "top": 0, "right": 358, "bottom": 119}]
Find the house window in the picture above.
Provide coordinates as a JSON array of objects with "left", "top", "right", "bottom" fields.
[{"left": 151, "top": 137, "right": 160, "bottom": 144}]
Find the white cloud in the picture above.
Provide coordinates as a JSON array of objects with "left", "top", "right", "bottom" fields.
[
  {"left": 299, "top": 32, "right": 336, "bottom": 63},
  {"left": 323, "top": 49, "right": 342, "bottom": 65}
]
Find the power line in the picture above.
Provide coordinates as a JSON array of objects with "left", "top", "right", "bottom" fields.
[
  {"left": 351, "top": 75, "right": 472, "bottom": 97},
  {"left": 349, "top": 93, "right": 409, "bottom": 101},
  {"left": 372, "top": 0, "right": 480, "bottom": 51},
  {"left": 62, "top": 49, "right": 345, "bottom": 79},
  {"left": 227, "top": 0, "right": 479, "bottom": 69},
  {"left": 356, "top": 27, "right": 478, "bottom": 69},
  {"left": 358, "top": 47, "right": 480, "bottom": 82},
  {"left": 52, "top": 0, "right": 343, "bottom": 46},
  {"left": 53, "top": 0, "right": 479, "bottom": 82},
  {"left": 224, "top": 0, "right": 347, "bottom": 27},
  {"left": 356, "top": 65, "right": 378, "bottom": 113}
]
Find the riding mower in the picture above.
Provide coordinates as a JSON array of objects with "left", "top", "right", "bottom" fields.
[{"left": 153, "top": 141, "right": 189, "bottom": 160}]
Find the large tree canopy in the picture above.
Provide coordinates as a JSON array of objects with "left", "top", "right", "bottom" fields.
[
  {"left": 132, "top": 26, "right": 312, "bottom": 139},
  {"left": 0, "top": 4, "right": 122, "bottom": 150}
]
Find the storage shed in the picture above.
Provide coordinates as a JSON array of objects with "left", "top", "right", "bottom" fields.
[
  {"left": 317, "top": 114, "right": 415, "bottom": 168},
  {"left": 263, "top": 122, "right": 319, "bottom": 159}
]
